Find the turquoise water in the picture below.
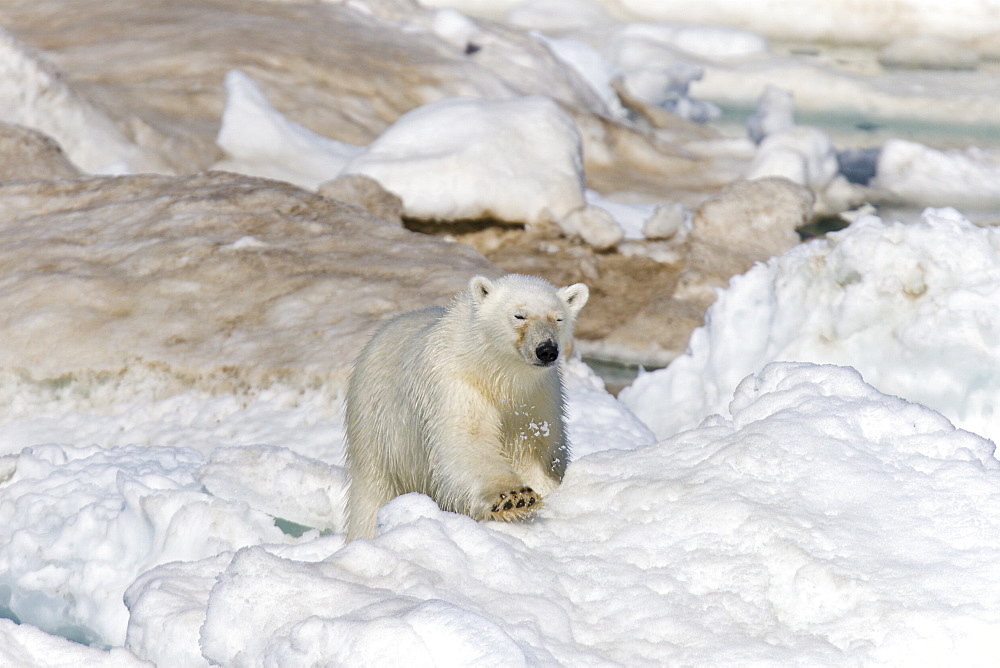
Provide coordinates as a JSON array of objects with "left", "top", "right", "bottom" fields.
[{"left": 716, "top": 103, "right": 1000, "bottom": 152}]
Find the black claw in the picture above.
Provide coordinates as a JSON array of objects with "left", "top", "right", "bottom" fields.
[
  {"left": 491, "top": 504, "right": 499, "bottom": 512},
  {"left": 503, "top": 500, "right": 513, "bottom": 510},
  {"left": 516, "top": 498, "right": 526, "bottom": 508},
  {"left": 527, "top": 496, "right": 536, "bottom": 506}
]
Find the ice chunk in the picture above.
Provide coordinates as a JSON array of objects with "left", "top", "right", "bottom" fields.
[
  {"left": 343, "top": 95, "right": 586, "bottom": 225},
  {"left": 622, "top": 207, "right": 1000, "bottom": 444}
]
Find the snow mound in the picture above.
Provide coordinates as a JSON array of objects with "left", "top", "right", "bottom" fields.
[
  {"left": 0, "top": 443, "right": 341, "bottom": 647},
  {"left": 342, "top": 95, "right": 586, "bottom": 226},
  {"left": 123, "top": 362, "right": 1000, "bottom": 666},
  {"left": 212, "top": 70, "right": 685, "bottom": 245},
  {"left": 561, "top": 357, "right": 657, "bottom": 458},
  {"left": 622, "top": 207, "right": 1000, "bottom": 443}
]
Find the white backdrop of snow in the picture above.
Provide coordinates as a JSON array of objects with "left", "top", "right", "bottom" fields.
[
  {"left": 2, "top": 356, "right": 999, "bottom": 665},
  {"left": 127, "top": 362, "right": 1000, "bottom": 667},
  {"left": 340, "top": 95, "right": 586, "bottom": 224},
  {"left": 211, "top": 14, "right": 1000, "bottom": 232}
]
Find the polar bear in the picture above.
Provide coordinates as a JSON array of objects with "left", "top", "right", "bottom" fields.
[{"left": 344, "top": 273, "right": 589, "bottom": 540}]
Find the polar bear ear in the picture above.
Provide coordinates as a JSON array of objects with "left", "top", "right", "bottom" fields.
[
  {"left": 558, "top": 283, "right": 589, "bottom": 317},
  {"left": 469, "top": 276, "right": 494, "bottom": 304}
]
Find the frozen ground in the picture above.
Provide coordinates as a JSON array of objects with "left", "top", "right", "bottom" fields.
[
  {"left": 3, "top": 207, "right": 1000, "bottom": 665},
  {"left": 2, "top": 358, "right": 998, "bottom": 666}
]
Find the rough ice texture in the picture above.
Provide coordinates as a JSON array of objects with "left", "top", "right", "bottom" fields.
[
  {"left": 622, "top": 207, "right": 1000, "bottom": 444},
  {"left": 318, "top": 173, "right": 405, "bottom": 225},
  {"left": 118, "top": 362, "right": 1000, "bottom": 666},
  {"left": 0, "top": 0, "right": 589, "bottom": 172},
  {"left": 217, "top": 72, "right": 664, "bottom": 247},
  {"left": 0, "top": 444, "right": 295, "bottom": 646},
  {"left": 0, "top": 359, "right": 647, "bottom": 662},
  {"left": 0, "top": 171, "right": 497, "bottom": 397},
  {"left": 0, "top": 29, "right": 166, "bottom": 174},
  {"left": 0, "top": 0, "right": 705, "bottom": 191}
]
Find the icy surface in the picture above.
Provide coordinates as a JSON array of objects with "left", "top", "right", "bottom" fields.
[
  {"left": 3, "top": 0, "right": 1000, "bottom": 664},
  {"left": 120, "top": 363, "right": 1000, "bottom": 666},
  {"left": 494, "top": 0, "right": 1000, "bottom": 50},
  {"left": 0, "top": 359, "right": 650, "bottom": 661},
  {"left": 0, "top": 29, "right": 165, "bottom": 174},
  {"left": 0, "top": 443, "right": 297, "bottom": 646},
  {"left": 622, "top": 207, "right": 1000, "bottom": 443},
  {"left": 0, "top": 618, "right": 152, "bottom": 668}
]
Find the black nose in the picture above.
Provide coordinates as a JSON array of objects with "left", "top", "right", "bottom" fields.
[{"left": 535, "top": 340, "right": 559, "bottom": 364}]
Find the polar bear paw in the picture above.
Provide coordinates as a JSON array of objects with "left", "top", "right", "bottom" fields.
[{"left": 489, "top": 487, "right": 538, "bottom": 520}]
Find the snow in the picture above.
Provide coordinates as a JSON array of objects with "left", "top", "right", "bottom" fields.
[
  {"left": 0, "top": 618, "right": 151, "bottom": 668},
  {"left": 0, "top": 29, "right": 166, "bottom": 175},
  {"left": 215, "top": 70, "right": 364, "bottom": 190},
  {"left": 341, "top": 95, "right": 586, "bottom": 225},
  {"left": 874, "top": 139, "right": 1000, "bottom": 208},
  {"left": 599, "top": 23, "right": 742, "bottom": 123},
  {"left": 622, "top": 207, "right": 1000, "bottom": 445},
  {"left": 0, "top": 444, "right": 300, "bottom": 647},
  {"left": 121, "top": 362, "right": 1000, "bottom": 666},
  {"left": 534, "top": 34, "right": 627, "bottom": 119},
  {"left": 217, "top": 78, "right": 645, "bottom": 245},
  {"left": 4, "top": 350, "right": 1000, "bottom": 664},
  {"left": 498, "top": 0, "right": 1000, "bottom": 50},
  {"left": 4, "top": 0, "right": 1000, "bottom": 664}
]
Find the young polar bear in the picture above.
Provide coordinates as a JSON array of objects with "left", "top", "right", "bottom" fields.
[{"left": 344, "top": 273, "right": 589, "bottom": 540}]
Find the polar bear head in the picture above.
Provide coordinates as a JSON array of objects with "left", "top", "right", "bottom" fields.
[{"left": 468, "top": 274, "right": 589, "bottom": 369}]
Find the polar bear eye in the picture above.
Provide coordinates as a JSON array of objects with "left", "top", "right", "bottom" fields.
[{"left": 514, "top": 314, "right": 526, "bottom": 320}]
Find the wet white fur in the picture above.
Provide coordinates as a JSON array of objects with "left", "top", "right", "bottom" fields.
[{"left": 344, "top": 274, "right": 589, "bottom": 540}]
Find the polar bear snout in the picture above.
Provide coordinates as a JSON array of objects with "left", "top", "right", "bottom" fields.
[{"left": 534, "top": 339, "right": 559, "bottom": 366}]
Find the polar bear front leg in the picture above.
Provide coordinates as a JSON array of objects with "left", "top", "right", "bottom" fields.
[
  {"left": 428, "top": 408, "right": 542, "bottom": 522},
  {"left": 434, "top": 445, "right": 540, "bottom": 522}
]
